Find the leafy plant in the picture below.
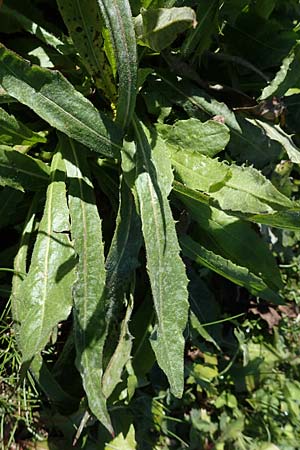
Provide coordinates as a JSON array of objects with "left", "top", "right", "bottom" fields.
[{"left": 1, "top": 0, "right": 300, "bottom": 448}]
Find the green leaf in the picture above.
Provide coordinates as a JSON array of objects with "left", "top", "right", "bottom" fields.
[
  {"left": 125, "top": 118, "right": 189, "bottom": 398},
  {"left": 159, "top": 77, "right": 282, "bottom": 167},
  {"left": 178, "top": 198, "right": 283, "bottom": 291},
  {"left": 260, "top": 42, "right": 300, "bottom": 100},
  {"left": 0, "top": 145, "right": 50, "bottom": 191},
  {"left": 11, "top": 195, "right": 38, "bottom": 330},
  {"left": 97, "top": 0, "right": 137, "bottom": 130},
  {"left": 0, "top": 187, "right": 24, "bottom": 229},
  {"left": 0, "top": 106, "right": 46, "bottom": 146},
  {"left": 102, "top": 178, "right": 142, "bottom": 398},
  {"left": 61, "top": 135, "right": 113, "bottom": 435},
  {"left": 181, "top": 235, "right": 283, "bottom": 304},
  {"left": 57, "top": 0, "right": 117, "bottom": 101},
  {"left": 105, "top": 424, "right": 136, "bottom": 450},
  {"left": 174, "top": 179, "right": 300, "bottom": 231},
  {"left": 135, "top": 7, "right": 197, "bottom": 52},
  {"left": 250, "top": 119, "right": 300, "bottom": 164},
  {"left": 0, "top": 44, "right": 122, "bottom": 158},
  {"left": 0, "top": 4, "right": 73, "bottom": 55},
  {"left": 102, "top": 294, "right": 134, "bottom": 399},
  {"left": 181, "top": 0, "right": 219, "bottom": 60},
  {"left": 157, "top": 118, "right": 230, "bottom": 158},
  {"left": 18, "top": 150, "right": 75, "bottom": 363},
  {"left": 170, "top": 148, "right": 294, "bottom": 215}
]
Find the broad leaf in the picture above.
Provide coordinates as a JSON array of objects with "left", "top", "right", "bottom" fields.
[
  {"left": 0, "top": 146, "right": 50, "bottom": 191},
  {"left": 170, "top": 148, "right": 294, "bottom": 215},
  {"left": 159, "top": 76, "right": 283, "bottom": 167},
  {"left": 61, "top": 135, "right": 113, "bottom": 434},
  {"left": 19, "top": 150, "right": 75, "bottom": 363},
  {"left": 97, "top": 0, "right": 137, "bottom": 129},
  {"left": 0, "top": 44, "right": 122, "bottom": 158},
  {"left": 181, "top": 235, "right": 283, "bottom": 304},
  {"left": 157, "top": 118, "right": 230, "bottom": 158},
  {"left": 135, "top": 7, "right": 197, "bottom": 51},
  {"left": 0, "top": 106, "right": 46, "bottom": 146},
  {"left": 174, "top": 180, "right": 300, "bottom": 231},
  {"left": 124, "top": 118, "right": 189, "bottom": 398}
]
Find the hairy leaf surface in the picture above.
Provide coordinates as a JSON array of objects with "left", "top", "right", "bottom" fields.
[
  {"left": 19, "top": 151, "right": 75, "bottom": 363},
  {"left": 57, "top": 0, "right": 117, "bottom": 101},
  {"left": 181, "top": 235, "right": 282, "bottom": 304},
  {"left": 0, "top": 44, "right": 122, "bottom": 157},
  {"left": 0, "top": 145, "right": 49, "bottom": 191},
  {"left": 127, "top": 118, "right": 189, "bottom": 398},
  {"left": 157, "top": 118, "right": 230, "bottom": 157},
  {"left": 97, "top": 0, "right": 137, "bottom": 129},
  {"left": 61, "top": 135, "right": 113, "bottom": 434},
  {"left": 0, "top": 106, "right": 46, "bottom": 146}
]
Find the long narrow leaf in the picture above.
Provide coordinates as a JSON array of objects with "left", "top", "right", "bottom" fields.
[
  {"left": 61, "top": 135, "right": 113, "bottom": 434},
  {"left": 125, "top": 117, "right": 189, "bottom": 398},
  {"left": 0, "top": 106, "right": 46, "bottom": 146},
  {"left": 57, "top": 0, "right": 117, "bottom": 101},
  {"left": 181, "top": 235, "right": 282, "bottom": 304},
  {"left": 18, "top": 151, "right": 75, "bottom": 363},
  {"left": 0, "top": 145, "right": 50, "bottom": 191},
  {"left": 0, "top": 44, "right": 122, "bottom": 158},
  {"left": 96, "top": 0, "right": 137, "bottom": 129}
]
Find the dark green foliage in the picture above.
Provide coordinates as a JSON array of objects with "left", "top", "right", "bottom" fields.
[{"left": 1, "top": 0, "right": 300, "bottom": 448}]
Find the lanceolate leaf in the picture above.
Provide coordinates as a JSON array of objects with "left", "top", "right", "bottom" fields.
[
  {"left": 97, "top": 0, "right": 137, "bottom": 130},
  {"left": 0, "top": 187, "right": 24, "bottom": 229},
  {"left": 178, "top": 198, "right": 283, "bottom": 291},
  {"left": 0, "top": 106, "right": 46, "bottom": 146},
  {"left": 0, "top": 4, "right": 73, "bottom": 55},
  {"left": 57, "top": 0, "right": 117, "bottom": 102},
  {"left": 251, "top": 119, "right": 300, "bottom": 164},
  {"left": 102, "top": 178, "right": 142, "bottom": 398},
  {"left": 181, "top": 0, "right": 219, "bottom": 60},
  {"left": 0, "top": 44, "right": 122, "bottom": 158},
  {"left": 260, "top": 42, "right": 300, "bottom": 100},
  {"left": 127, "top": 118, "right": 189, "bottom": 398},
  {"left": 102, "top": 294, "right": 134, "bottom": 399},
  {"left": 169, "top": 148, "right": 294, "bottom": 215},
  {"left": 19, "top": 151, "right": 75, "bottom": 363},
  {"left": 61, "top": 135, "right": 113, "bottom": 434},
  {"left": 181, "top": 235, "right": 283, "bottom": 304},
  {"left": 11, "top": 196, "right": 38, "bottom": 330},
  {"left": 10, "top": 195, "right": 77, "bottom": 410},
  {"left": 0, "top": 146, "right": 50, "bottom": 191}
]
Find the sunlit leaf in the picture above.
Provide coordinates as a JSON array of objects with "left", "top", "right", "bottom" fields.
[
  {"left": 0, "top": 146, "right": 49, "bottom": 191},
  {"left": 97, "top": 0, "right": 137, "bottom": 129},
  {"left": 135, "top": 7, "right": 197, "bottom": 51},
  {"left": 0, "top": 44, "right": 122, "bottom": 158},
  {"left": 61, "top": 135, "right": 113, "bottom": 434},
  {"left": 19, "top": 150, "right": 75, "bottom": 363},
  {"left": 181, "top": 235, "right": 283, "bottom": 303},
  {"left": 124, "top": 118, "right": 189, "bottom": 397}
]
